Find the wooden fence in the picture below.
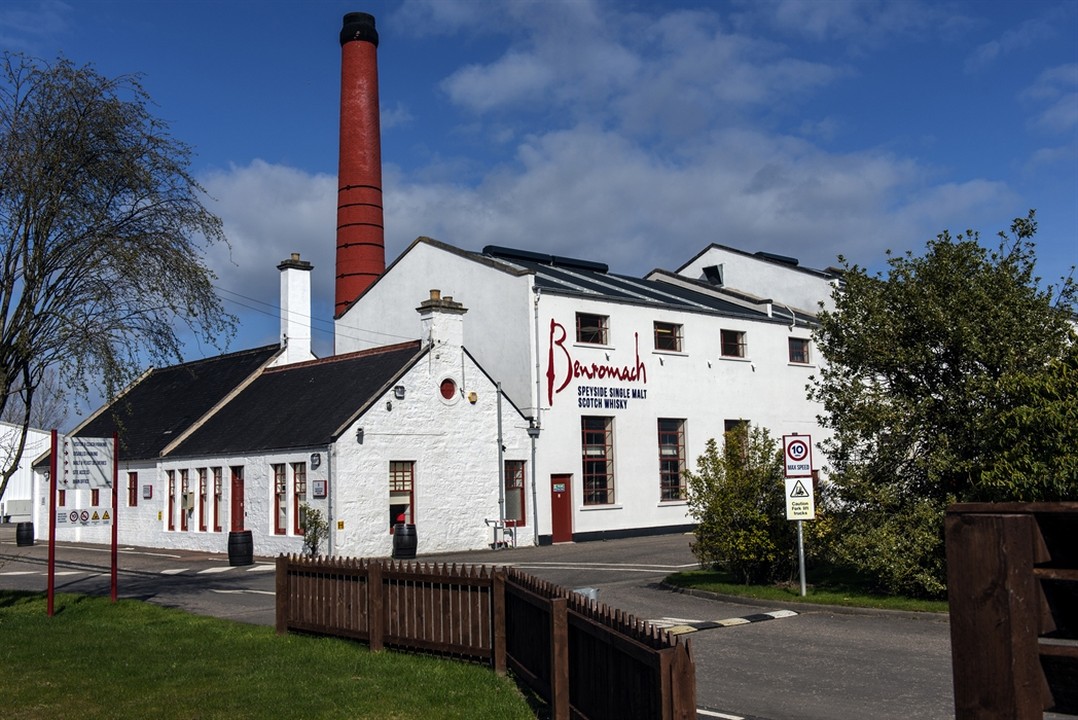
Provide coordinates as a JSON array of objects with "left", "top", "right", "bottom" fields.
[
  {"left": 945, "top": 502, "right": 1078, "bottom": 719},
  {"left": 276, "top": 555, "right": 695, "bottom": 719}
]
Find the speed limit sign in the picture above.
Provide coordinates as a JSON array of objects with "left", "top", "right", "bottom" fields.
[{"left": 783, "top": 435, "right": 812, "bottom": 478}]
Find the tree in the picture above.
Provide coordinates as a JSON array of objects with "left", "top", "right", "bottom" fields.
[
  {"left": 0, "top": 53, "right": 234, "bottom": 502},
  {"left": 300, "top": 504, "right": 329, "bottom": 557},
  {"left": 684, "top": 424, "right": 797, "bottom": 584},
  {"left": 810, "top": 211, "right": 1076, "bottom": 597}
]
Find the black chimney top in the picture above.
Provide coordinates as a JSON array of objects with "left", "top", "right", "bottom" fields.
[{"left": 340, "top": 12, "right": 378, "bottom": 47}]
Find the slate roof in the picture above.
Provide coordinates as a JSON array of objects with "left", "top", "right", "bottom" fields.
[
  {"left": 72, "top": 345, "right": 280, "bottom": 461},
  {"left": 480, "top": 245, "right": 791, "bottom": 323},
  {"left": 168, "top": 341, "right": 423, "bottom": 458}
]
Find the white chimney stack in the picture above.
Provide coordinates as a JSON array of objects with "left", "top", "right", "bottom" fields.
[
  {"left": 274, "top": 253, "right": 316, "bottom": 366},
  {"left": 416, "top": 288, "right": 467, "bottom": 350}
]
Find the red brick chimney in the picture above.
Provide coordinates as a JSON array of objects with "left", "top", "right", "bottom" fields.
[{"left": 335, "top": 11, "right": 385, "bottom": 317}]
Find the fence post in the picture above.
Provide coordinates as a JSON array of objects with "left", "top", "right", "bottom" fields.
[
  {"left": 945, "top": 511, "right": 1040, "bottom": 718},
  {"left": 275, "top": 555, "right": 289, "bottom": 635},
  {"left": 550, "top": 596, "right": 570, "bottom": 720},
  {"left": 492, "top": 568, "right": 507, "bottom": 676},
  {"left": 671, "top": 639, "right": 696, "bottom": 720},
  {"left": 368, "top": 560, "right": 384, "bottom": 652}
]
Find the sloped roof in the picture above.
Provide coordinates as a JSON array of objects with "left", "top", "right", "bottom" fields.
[
  {"left": 480, "top": 245, "right": 781, "bottom": 322},
  {"left": 168, "top": 341, "right": 423, "bottom": 458},
  {"left": 73, "top": 345, "right": 280, "bottom": 461}
]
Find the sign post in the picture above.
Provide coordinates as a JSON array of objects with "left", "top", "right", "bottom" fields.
[{"left": 782, "top": 434, "right": 815, "bottom": 597}]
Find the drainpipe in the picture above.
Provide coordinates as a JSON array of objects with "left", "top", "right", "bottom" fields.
[
  {"left": 497, "top": 382, "right": 505, "bottom": 530},
  {"left": 327, "top": 442, "right": 336, "bottom": 556},
  {"left": 531, "top": 286, "right": 543, "bottom": 544}
]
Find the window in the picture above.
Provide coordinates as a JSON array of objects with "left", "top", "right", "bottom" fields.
[
  {"left": 440, "top": 378, "right": 457, "bottom": 400},
  {"left": 273, "top": 464, "right": 287, "bottom": 535},
  {"left": 581, "top": 416, "right": 614, "bottom": 505},
  {"left": 127, "top": 472, "right": 138, "bottom": 507},
  {"left": 576, "top": 312, "right": 608, "bottom": 345},
  {"left": 389, "top": 461, "right": 415, "bottom": 532},
  {"left": 198, "top": 468, "right": 208, "bottom": 531},
  {"left": 720, "top": 329, "right": 746, "bottom": 358},
  {"left": 179, "top": 469, "right": 189, "bottom": 531},
  {"left": 91, "top": 488, "right": 100, "bottom": 506},
  {"left": 292, "top": 462, "right": 307, "bottom": 535},
  {"left": 505, "top": 460, "right": 526, "bottom": 527},
  {"left": 167, "top": 470, "right": 175, "bottom": 531},
  {"left": 212, "top": 467, "right": 223, "bottom": 532},
  {"left": 654, "top": 321, "right": 682, "bottom": 352},
  {"left": 789, "top": 337, "right": 811, "bottom": 364},
  {"left": 58, "top": 488, "right": 66, "bottom": 507},
  {"left": 658, "top": 419, "right": 686, "bottom": 501}
]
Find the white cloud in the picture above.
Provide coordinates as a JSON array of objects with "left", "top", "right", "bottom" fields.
[{"left": 442, "top": 52, "right": 556, "bottom": 113}]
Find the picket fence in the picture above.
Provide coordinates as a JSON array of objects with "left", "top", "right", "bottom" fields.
[{"left": 275, "top": 555, "right": 696, "bottom": 719}]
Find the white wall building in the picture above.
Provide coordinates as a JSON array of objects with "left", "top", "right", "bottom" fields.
[
  {"left": 32, "top": 259, "right": 531, "bottom": 558},
  {"left": 337, "top": 239, "right": 832, "bottom": 544},
  {"left": 0, "top": 421, "right": 50, "bottom": 523}
]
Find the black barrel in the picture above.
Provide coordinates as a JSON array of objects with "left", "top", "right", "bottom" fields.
[
  {"left": 15, "top": 521, "right": 33, "bottom": 546},
  {"left": 392, "top": 523, "right": 417, "bottom": 559},
  {"left": 227, "top": 530, "right": 253, "bottom": 566}
]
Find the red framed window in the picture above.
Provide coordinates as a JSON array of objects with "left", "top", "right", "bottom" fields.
[
  {"left": 789, "top": 337, "right": 811, "bottom": 364},
  {"left": 575, "top": 312, "right": 609, "bottom": 345},
  {"left": 212, "top": 467, "right": 223, "bottom": 532},
  {"left": 658, "top": 419, "right": 687, "bottom": 501},
  {"left": 127, "top": 472, "right": 138, "bottom": 507},
  {"left": 654, "top": 321, "right": 682, "bottom": 352},
  {"left": 292, "top": 462, "right": 307, "bottom": 535},
  {"left": 273, "top": 464, "right": 287, "bottom": 535},
  {"left": 581, "top": 416, "right": 614, "bottom": 505},
  {"left": 504, "top": 460, "right": 526, "bottom": 527},
  {"left": 58, "top": 489, "right": 66, "bottom": 507},
  {"left": 720, "top": 329, "right": 747, "bottom": 358},
  {"left": 198, "top": 468, "right": 208, "bottom": 531},
  {"left": 389, "top": 461, "right": 415, "bottom": 532},
  {"left": 167, "top": 470, "right": 175, "bottom": 531},
  {"left": 179, "top": 469, "right": 189, "bottom": 531},
  {"left": 91, "top": 488, "right": 100, "bottom": 506}
]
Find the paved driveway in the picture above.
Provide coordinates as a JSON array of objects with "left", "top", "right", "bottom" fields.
[{"left": 0, "top": 526, "right": 954, "bottom": 719}]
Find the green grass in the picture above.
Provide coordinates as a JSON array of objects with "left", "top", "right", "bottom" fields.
[
  {"left": 0, "top": 591, "right": 535, "bottom": 720},
  {"left": 664, "top": 565, "right": 949, "bottom": 613}
]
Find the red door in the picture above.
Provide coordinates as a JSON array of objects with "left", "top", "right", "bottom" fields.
[
  {"left": 550, "top": 474, "right": 572, "bottom": 543},
  {"left": 230, "top": 467, "right": 245, "bottom": 532}
]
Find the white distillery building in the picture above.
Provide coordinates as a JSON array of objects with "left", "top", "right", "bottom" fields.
[
  {"left": 1, "top": 421, "right": 50, "bottom": 523},
  {"left": 31, "top": 256, "right": 532, "bottom": 557},
  {"left": 336, "top": 238, "right": 837, "bottom": 544}
]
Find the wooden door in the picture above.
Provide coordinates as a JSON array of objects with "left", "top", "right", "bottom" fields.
[
  {"left": 230, "top": 467, "right": 245, "bottom": 532},
  {"left": 550, "top": 474, "right": 573, "bottom": 543}
]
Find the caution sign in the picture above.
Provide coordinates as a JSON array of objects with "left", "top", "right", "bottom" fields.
[{"left": 785, "top": 477, "right": 815, "bottom": 520}]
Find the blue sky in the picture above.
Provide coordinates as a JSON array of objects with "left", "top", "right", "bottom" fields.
[{"left": 3, "top": 0, "right": 1076, "bottom": 370}]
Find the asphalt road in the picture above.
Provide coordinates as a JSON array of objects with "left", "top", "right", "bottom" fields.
[{"left": 0, "top": 525, "right": 955, "bottom": 719}]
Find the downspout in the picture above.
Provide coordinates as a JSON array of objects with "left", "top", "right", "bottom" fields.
[
  {"left": 327, "top": 442, "right": 336, "bottom": 556},
  {"left": 497, "top": 382, "right": 505, "bottom": 529},
  {"left": 530, "top": 286, "right": 542, "bottom": 545}
]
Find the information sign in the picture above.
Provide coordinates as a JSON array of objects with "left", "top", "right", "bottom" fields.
[{"left": 61, "top": 435, "right": 114, "bottom": 488}]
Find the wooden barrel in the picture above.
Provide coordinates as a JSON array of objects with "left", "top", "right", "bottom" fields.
[
  {"left": 392, "top": 523, "right": 417, "bottom": 559},
  {"left": 227, "top": 530, "right": 253, "bottom": 566},
  {"left": 15, "top": 521, "right": 34, "bottom": 547}
]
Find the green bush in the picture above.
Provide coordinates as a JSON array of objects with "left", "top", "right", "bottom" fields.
[{"left": 684, "top": 425, "right": 798, "bottom": 584}]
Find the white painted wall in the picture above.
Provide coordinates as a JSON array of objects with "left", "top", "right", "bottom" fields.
[
  {"left": 336, "top": 240, "right": 538, "bottom": 417},
  {"left": 532, "top": 293, "right": 824, "bottom": 538},
  {"left": 0, "top": 422, "right": 49, "bottom": 523},
  {"left": 678, "top": 246, "right": 838, "bottom": 313}
]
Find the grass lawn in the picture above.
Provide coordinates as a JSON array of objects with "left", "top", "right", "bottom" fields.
[
  {"left": 0, "top": 591, "right": 535, "bottom": 720},
  {"left": 664, "top": 565, "right": 949, "bottom": 613}
]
